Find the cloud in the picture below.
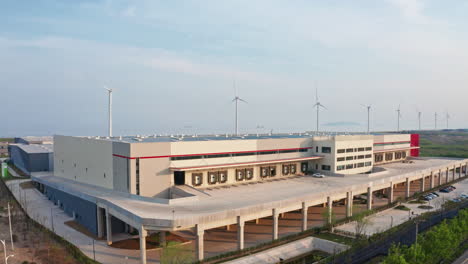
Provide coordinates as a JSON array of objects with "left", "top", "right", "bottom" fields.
[{"left": 385, "top": 0, "right": 431, "bottom": 24}]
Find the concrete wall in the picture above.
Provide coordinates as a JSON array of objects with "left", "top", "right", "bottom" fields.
[{"left": 54, "top": 135, "right": 114, "bottom": 189}]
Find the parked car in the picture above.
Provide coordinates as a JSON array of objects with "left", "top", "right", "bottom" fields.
[
  {"left": 312, "top": 173, "right": 325, "bottom": 178},
  {"left": 439, "top": 188, "right": 449, "bottom": 193},
  {"left": 450, "top": 185, "right": 457, "bottom": 189},
  {"left": 451, "top": 198, "right": 462, "bottom": 203},
  {"left": 460, "top": 194, "right": 468, "bottom": 199},
  {"left": 431, "top": 192, "right": 440, "bottom": 197},
  {"left": 423, "top": 195, "right": 433, "bottom": 201}
]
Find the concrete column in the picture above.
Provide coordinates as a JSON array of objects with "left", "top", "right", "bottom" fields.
[
  {"left": 430, "top": 173, "right": 434, "bottom": 189},
  {"left": 327, "top": 196, "right": 333, "bottom": 224},
  {"left": 420, "top": 176, "right": 425, "bottom": 192},
  {"left": 301, "top": 202, "right": 308, "bottom": 231},
  {"left": 389, "top": 182, "right": 394, "bottom": 203},
  {"left": 159, "top": 231, "right": 166, "bottom": 246},
  {"left": 237, "top": 216, "right": 245, "bottom": 250},
  {"left": 405, "top": 178, "right": 410, "bottom": 198},
  {"left": 452, "top": 166, "right": 456, "bottom": 180},
  {"left": 139, "top": 227, "right": 147, "bottom": 264},
  {"left": 446, "top": 169, "right": 449, "bottom": 183},
  {"left": 438, "top": 170, "right": 442, "bottom": 186},
  {"left": 96, "top": 207, "right": 104, "bottom": 238},
  {"left": 459, "top": 165, "right": 462, "bottom": 178},
  {"left": 105, "top": 208, "right": 112, "bottom": 245},
  {"left": 367, "top": 187, "right": 373, "bottom": 210},
  {"left": 346, "top": 191, "right": 353, "bottom": 217},
  {"left": 195, "top": 224, "right": 204, "bottom": 261},
  {"left": 272, "top": 208, "right": 279, "bottom": 240},
  {"left": 255, "top": 218, "right": 260, "bottom": 224},
  {"left": 226, "top": 225, "right": 231, "bottom": 231}
]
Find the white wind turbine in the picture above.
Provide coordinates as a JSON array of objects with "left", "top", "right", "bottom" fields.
[
  {"left": 416, "top": 108, "right": 422, "bottom": 130},
  {"left": 434, "top": 112, "right": 438, "bottom": 130},
  {"left": 396, "top": 104, "right": 402, "bottom": 132},
  {"left": 232, "top": 81, "right": 247, "bottom": 136},
  {"left": 104, "top": 86, "right": 113, "bottom": 137},
  {"left": 313, "top": 86, "right": 327, "bottom": 133},
  {"left": 446, "top": 111, "right": 450, "bottom": 129},
  {"left": 361, "top": 104, "right": 371, "bottom": 134}
]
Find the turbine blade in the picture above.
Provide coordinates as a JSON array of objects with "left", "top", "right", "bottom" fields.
[
  {"left": 319, "top": 104, "right": 327, "bottom": 109},
  {"left": 239, "top": 98, "right": 248, "bottom": 103}
]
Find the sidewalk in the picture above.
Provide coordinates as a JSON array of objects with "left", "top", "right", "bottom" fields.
[{"left": 6, "top": 179, "right": 162, "bottom": 264}]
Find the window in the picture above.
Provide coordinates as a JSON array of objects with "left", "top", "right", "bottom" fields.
[
  {"left": 261, "top": 167, "right": 269, "bottom": 178},
  {"left": 365, "top": 147, "right": 372, "bottom": 151},
  {"left": 321, "top": 165, "right": 331, "bottom": 171},
  {"left": 346, "top": 156, "right": 354, "bottom": 161},
  {"left": 218, "top": 171, "right": 228, "bottom": 183},
  {"left": 365, "top": 162, "right": 372, "bottom": 167},
  {"left": 322, "top": 147, "right": 331, "bottom": 153},
  {"left": 233, "top": 152, "right": 255, "bottom": 157},
  {"left": 375, "top": 154, "right": 383, "bottom": 162},
  {"left": 346, "top": 164, "right": 354, "bottom": 169},
  {"left": 316, "top": 146, "right": 319, "bottom": 152},
  {"left": 290, "top": 164, "right": 297, "bottom": 174},
  {"left": 208, "top": 171, "right": 218, "bottom": 184},
  {"left": 282, "top": 164, "right": 290, "bottom": 175},
  {"left": 171, "top": 155, "right": 203, "bottom": 161},
  {"left": 402, "top": 151, "right": 407, "bottom": 158},
  {"left": 301, "top": 162, "right": 309, "bottom": 173},
  {"left": 103, "top": 173, "right": 106, "bottom": 178},
  {"left": 85, "top": 168, "right": 88, "bottom": 173},
  {"left": 192, "top": 173, "right": 203, "bottom": 186},
  {"left": 395, "top": 152, "right": 402, "bottom": 159},
  {"left": 269, "top": 166, "right": 277, "bottom": 177},
  {"left": 337, "top": 165, "right": 345, "bottom": 171},
  {"left": 337, "top": 157, "right": 345, "bottom": 162},
  {"left": 346, "top": 148, "right": 354, "bottom": 153},
  {"left": 299, "top": 148, "right": 309, "bottom": 153},
  {"left": 205, "top": 153, "right": 230, "bottom": 159},
  {"left": 385, "top": 153, "right": 393, "bottom": 161},
  {"left": 337, "top": 149, "right": 345, "bottom": 154},
  {"left": 279, "top": 149, "right": 298, "bottom": 154},
  {"left": 258, "top": 151, "right": 277, "bottom": 155},
  {"left": 236, "top": 169, "right": 245, "bottom": 181},
  {"left": 365, "top": 154, "right": 372, "bottom": 158},
  {"left": 357, "top": 162, "right": 365, "bottom": 168},
  {"left": 74, "top": 163, "right": 76, "bottom": 168},
  {"left": 136, "top": 158, "right": 140, "bottom": 195},
  {"left": 358, "top": 155, "right": 365, "bottom": 159},
  {"left": 245, "top": 168, "right": 254, "bottom": 180},
  {"left": 358, "top": 148, "right": 365, "bottom": 152}
]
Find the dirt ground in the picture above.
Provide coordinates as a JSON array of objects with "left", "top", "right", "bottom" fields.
[
  {"left": 110, "top": 232, "right": 189, "bottom": 250},
  {"left": 0, "top": 179, "right": 82, "bottom": 264}
]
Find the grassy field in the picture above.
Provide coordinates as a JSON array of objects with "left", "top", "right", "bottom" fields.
[{"left": 411, "top": 130, "right": 468, "bottom": 158}]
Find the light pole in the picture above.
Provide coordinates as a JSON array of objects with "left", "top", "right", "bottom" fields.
[
  {"left": 50, "top": 207, "right": 54, "bottom": 232},
  {"left": 5, "top": 255, "right": 14, "bottom": 264}
]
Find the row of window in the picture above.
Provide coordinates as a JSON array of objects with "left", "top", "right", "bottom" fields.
[
  {"left": 337, "top": 147, "right": 373, "bottom": 154},
  {"left": 171, "top": 148, "right": 309, "bottom": 161},
  {"left": 374, "top": 151, "right": 407, "bottom": 163},
  {"left": 337, "top": 154, "right": 372, "bottom": 162},
  {"left": 336, "top": 162, "right": 372, "bottom": 171},
  {"left": 374, "top": 141, "right": 410, "bottom": 147},
  {"left": 191, "top": 162, "right": 309, "bottom": 186}
]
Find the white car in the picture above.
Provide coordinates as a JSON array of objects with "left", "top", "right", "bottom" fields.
[{"left": 312, "top": 173, "right": 325, "bottom": 178}]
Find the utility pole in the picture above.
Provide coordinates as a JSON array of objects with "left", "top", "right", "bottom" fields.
[{"left": 50, "top": 207, "right": 54, "bottom": 232}]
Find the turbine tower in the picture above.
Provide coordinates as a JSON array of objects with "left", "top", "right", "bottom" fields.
[
  {"left": 416, "top": 108, "right": 422, "bottom": 130},
  {"left": 361, "top": 104, "right": 371, "bottom": 134},
  {"left": 434, "top": 112, "right": 438, "bottom": 130},
  {"left": 396, "top": 105, "right": 402, "bottom": 132},
  {"left": 232, "top": 81, "right": 247, "bottom": 136},
  {"left": 313, "top": 86, "right": 327, "bottom": 133},
  {"left": 105, "top": 86, "right": 113, "bottom": 137},
  {"left": 446, "top": 111, "right": 450, "bottom": 129}
]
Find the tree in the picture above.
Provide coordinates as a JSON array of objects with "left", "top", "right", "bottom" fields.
[
  {"left": 353, "top": 207, "right": 371, "bottom": 238},
  {"left": 382, "top": 244, "right": 409, "bottom": 264}
]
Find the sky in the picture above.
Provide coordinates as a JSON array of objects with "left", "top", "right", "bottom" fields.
[{"left": 1, "top": 0, "right": 468, "bottom": 137}]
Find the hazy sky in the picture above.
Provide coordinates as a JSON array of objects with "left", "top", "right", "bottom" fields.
[{"left": 1, "top": 0, "right": 468, "bottom": 137}]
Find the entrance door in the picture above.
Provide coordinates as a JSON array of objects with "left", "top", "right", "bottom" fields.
[{"left": 174, "top": 171, "right": 185, "bottom": 185}]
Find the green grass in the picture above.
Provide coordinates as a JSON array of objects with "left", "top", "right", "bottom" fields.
[
  {"left": 0, "top": 138, "right": 14, "bottom": 142},
  {"left": 312, "top": 232, "right": 355, "bottom": 246},
  {"left": 395, "top": 205, "right": 411, "bottom": 211},
  {"left": 416, "top": 131, "right": 468, "bottom": 158}
]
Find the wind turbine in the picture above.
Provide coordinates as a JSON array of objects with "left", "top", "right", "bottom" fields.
[
  {"left": 416, "top": 108, "right": 422, "bottom": 130},
  {"left": 104, "top": 86, "right": 113, "bottom": 137},
  {"left": 313, "top": 86, "right": 327, "bottom": 133},
  {"left": 446, "top": 111, "right": 450, "bottom": 129},
  {"left": 232, "top": 81, "right": 247, "bottom": 136},
  {"left": 361, "top": 104, "right": 371, "bottom": 134},
  {"left": 396, "top": 105, "right": 402, "bottom": 132},
  {"left": 434, "top": 112, "right": 438, "bottom": 130}
]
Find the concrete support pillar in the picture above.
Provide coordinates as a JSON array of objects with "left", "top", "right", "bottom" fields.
[
  {"left": 105, "top": 208, "right": 112, "bottom": 245},
  {"left": 346, "top": 191, "right": 353, "bottom": 217},
  {"left": 96, "top": 207, "right": 104, "bottom": 238},
  {"left": 367, "top": 187, "right": 373, "bottom": 210},
  {"left": 420, "top": 176, "right": 425, "bottom": 192},
  {"left": 301, "top": 202, "right": 308, "bottom": 231},
  {"left": 280, "top": 213, "right": 285, "bottom": 218},
  {"left": 452, "top": 166, "right": 456, "bottom": 180},
  {"left": 272, "top": 209, "right": 279, "bottom": 240},
  {"left": 438, "top": 170, "right": 442, "bottom": 186},
  {"left": 226, "top": 225, "right": 231, "bottom": 231},
  {"left": 430, "top": 173, "right": 434, "bottom": 189},
  {"left": 405, "top": 178, "right": 410, "bottom": 198},
  {"left": 195, "top": 224, "right": 204, "bottom": 261},
  {"left": 327, "top": 196, "right": 333, "bottom": 224},
  {"left": 255, "top": 218, "right": 260, "bottom": 224},
  {"left": 459, "top": 165, "right": 462, "bottom": 178},
  {"left": 389, "top": 182, "right": 394, "bottom": 203},
  {"left": 159, "top": 231, "right": 166, "bottom": 246},
  {"left": 237, "top": 216, "right": 245, "bottom": 250},
  {"left": 139, "top": 227, "right": 147, "bottom": 264}
]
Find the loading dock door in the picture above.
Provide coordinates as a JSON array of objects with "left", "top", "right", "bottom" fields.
[{"left": 174, "top": 171, "right": 185, "bottom": 185}]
